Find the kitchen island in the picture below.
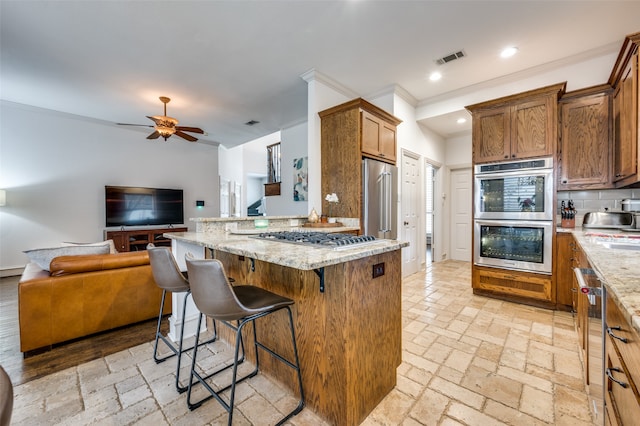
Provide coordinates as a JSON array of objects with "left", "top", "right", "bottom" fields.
[
  {"left": 166, "top": 228, "right": 408, "bottom": 426},
  {"left": 570, "top": 230, "right": 640, "bottom": 334},
  {"left": 565, "top": 228, "right": 640, "bottom": 424}
]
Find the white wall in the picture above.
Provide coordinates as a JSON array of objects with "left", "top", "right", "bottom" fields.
[
  {"left": 302, "top": 71, "right": 355, "bottom": 214},
  {"left": 0, "top": 101, "right": 219, "bottom": 273},
  {"left": 445, "top": 133, "right": 472, "bottom": 167},
  {"left": 219, "top": 123, "right": 310, "bottom": 217},
  {"left": 265, "top": 122, "right": 309, "bottom": 216}
]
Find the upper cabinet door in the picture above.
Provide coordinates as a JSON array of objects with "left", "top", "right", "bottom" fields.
[
  {"left": 558, "top": 91, "right": 612, "bottom": 190},
  {"left": 511, "top": 97, "right": 555, "bottom": 159},
  {"left": 613, "top": 55, "right": 638, "bottom": 184},
  {"left": 472, "top": 106, "right": 511, "bottom": 163},
  {"left": 361, "top": 110, "right": 397, "bottom": 163}
]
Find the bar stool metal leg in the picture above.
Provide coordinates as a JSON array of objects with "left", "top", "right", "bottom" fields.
[
  {"left": 153, "top": 289, "right": 217, "bottom": 393},
  {"left": 186, "top": 307, "right": 304, "bottom": 425}
]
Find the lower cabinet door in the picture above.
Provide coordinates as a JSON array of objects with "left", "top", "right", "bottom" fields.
[{"left": 605, "top": 341, "right": 640, "bottom": 425}]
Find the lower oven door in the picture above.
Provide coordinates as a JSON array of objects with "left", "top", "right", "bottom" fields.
[{"left": 474, "top": 220, "right": 553, "bottom": 274}]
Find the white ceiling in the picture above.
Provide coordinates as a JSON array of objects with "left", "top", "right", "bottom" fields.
[{"left": 2, "top": 1, "right": 639, "bottom": 147}]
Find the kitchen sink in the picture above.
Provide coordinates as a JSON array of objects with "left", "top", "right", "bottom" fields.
[
  {"left": 582, "top": 211, "right": 634, "bottom": 229},
  {"left": 598, "top": 242, "right": 640, "bottom": 251}
]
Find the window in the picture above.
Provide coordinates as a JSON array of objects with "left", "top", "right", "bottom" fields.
[
  {"left": 267, "top": 142, "right": 281, "bottom": 183},
  {"left": 265, "top": 142, "right": 281, "bottom": 196}
]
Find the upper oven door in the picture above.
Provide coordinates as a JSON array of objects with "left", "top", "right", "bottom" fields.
[{"left": 474, "top": 168, "right": 554, "bottom": 220}]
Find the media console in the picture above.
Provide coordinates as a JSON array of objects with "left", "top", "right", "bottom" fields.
[{"left": 104, "top": 227, "right": 187, "bottom": 252}]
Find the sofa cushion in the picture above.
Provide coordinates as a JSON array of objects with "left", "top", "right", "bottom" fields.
[
  {"left": 61, "top": 239, "right": 118, "bottom": 254},
  {"left": 24, "top": 245, "right": 111, "bottom": 271},
  {"left": 49, "top": 251, "right": 150, "bottom": 276}
]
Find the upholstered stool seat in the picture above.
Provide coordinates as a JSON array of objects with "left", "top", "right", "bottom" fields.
[
  {"left": 147, "top": 245, "right": 216, "bottom": 393},
  {"left": 185, "top": 257, "right": 304, "bottom": 425}
]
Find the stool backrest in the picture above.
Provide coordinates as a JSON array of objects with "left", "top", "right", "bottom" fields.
[
  {"left": 0, "top": 366, "right": 13, "bottom": 426},
  {"left": 147, "top": 246, "right": 190, "bottom": 293},
  {"left": 185, "top": 257, "right": 249, "bottom": 321}
]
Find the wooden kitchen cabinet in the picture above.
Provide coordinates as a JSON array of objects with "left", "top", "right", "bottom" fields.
[
  {"left": 557, "top": 86, "right": 613, "bottom": 190},
  {"left": 319, "top": 98, "right": 401, "bottom": 228},
  {"left": 605, "top": 291, "right": 640, "bottom": 425},
  {"left": 472, "top": 265, "right": 552, "bottom": 303},
  {"left": 466, "top": 82, "right": 565, "bottom": 164},
  {"left": 610, "top": 33, "right": 640, "bottom": 188},
  {"left": 361, "top": 109, "right": 398, "bottom": 163},
  {"left": 554, "top": 232, "right": 575, "bottom": 309}
]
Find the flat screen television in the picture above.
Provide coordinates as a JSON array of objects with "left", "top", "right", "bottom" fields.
[{"left": 105, "top": 186, "right": 184, "bottom": 227}]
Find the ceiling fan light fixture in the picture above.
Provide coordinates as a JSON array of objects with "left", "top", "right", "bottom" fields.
[{"left": 156, "top": 125, "right": 175, "bottom": 138}]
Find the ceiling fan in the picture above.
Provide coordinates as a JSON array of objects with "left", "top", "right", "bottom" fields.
[{"left": 118, "top": 96, "right": 205, "bottom": 142}]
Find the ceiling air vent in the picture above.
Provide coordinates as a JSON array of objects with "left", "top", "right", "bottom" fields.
[{"left": 436, "top": 50, "right": 466, "bottom": 65}]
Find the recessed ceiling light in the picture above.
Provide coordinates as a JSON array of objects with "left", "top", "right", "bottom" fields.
[
  {"left": 429, "top": 72, "right": 442, "bottom": 81},
  {"left": 456, "top": 118, "right": 467, "bottom": 124},
  {"left": 500, "top": 46, "right": 518, "bottom": 58}
]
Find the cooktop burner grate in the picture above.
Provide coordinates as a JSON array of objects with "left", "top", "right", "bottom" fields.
[{"left": 253, "top": 231, "right": 377, "bottom": 249}]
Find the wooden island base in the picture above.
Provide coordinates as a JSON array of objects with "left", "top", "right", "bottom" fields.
[{"left": 213, "top": 249, "right": 402, "bottom": 426}]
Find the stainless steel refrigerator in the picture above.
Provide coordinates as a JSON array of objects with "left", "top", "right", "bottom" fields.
[{"left": 362, "top": 158, "right": 398, "bottom": 239}]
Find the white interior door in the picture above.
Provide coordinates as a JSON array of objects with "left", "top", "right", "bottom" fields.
[
  {"left": 450, "top": 168, "right": 472, "bottom": 261},
  {"left": 401, "top": 151, "right": 420, "bottom": 276},
  {"left": 219, "top": 178, "right": 230, "bottom": 217}
]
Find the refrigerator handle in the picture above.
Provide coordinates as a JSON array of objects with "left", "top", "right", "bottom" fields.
[
  {"left": 378, "top": 173, "right": 384, "bottom": 232},
  {"left": 381, "top": 171, "right": 392, "bottom": 233}
]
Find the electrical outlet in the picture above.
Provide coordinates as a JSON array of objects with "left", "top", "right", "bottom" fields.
[{"left": 372, "top": 262, "right": 385, "bottom": 278}]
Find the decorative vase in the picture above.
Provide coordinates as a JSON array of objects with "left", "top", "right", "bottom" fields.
[{"left": 308, "top": 208, "right": 319, "bottom": 223}]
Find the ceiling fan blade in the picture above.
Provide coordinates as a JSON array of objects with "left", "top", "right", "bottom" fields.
[
  {"left": 175, "top": 126, "right": 204, "bottom": 134},
  {"left": 117, "top": 123, "right": 153, "bottom": 127},
  {"left": 174, "top": 130, "right": 198, "bottom": 142},
  {"left": 147, "top": 131, "right": 161, "bottom": 140}
]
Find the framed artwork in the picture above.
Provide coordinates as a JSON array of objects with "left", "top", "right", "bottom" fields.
[{"left": 293, "top": 157, "right": 308, "bottom": 201}]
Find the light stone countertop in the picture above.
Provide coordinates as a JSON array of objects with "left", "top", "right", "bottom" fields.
[
  {"left": 567, "top": 227, "right": 640, "bottom": 335},
  {"left": 165, "top": 231, "right": 409, "bottom": 271}
]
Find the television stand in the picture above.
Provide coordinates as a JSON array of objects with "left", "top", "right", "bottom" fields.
[{"left": 104, "top": 226, "right": 187, "bottom": 252}]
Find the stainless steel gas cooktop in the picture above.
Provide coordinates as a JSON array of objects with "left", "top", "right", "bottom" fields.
[{"left": 252, "top": 231, "right": 377, "bottom": 250}]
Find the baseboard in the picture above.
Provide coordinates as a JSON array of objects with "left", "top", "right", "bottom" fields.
[{"left": 1, "top": 267, "right": 24, "bottom": 278}]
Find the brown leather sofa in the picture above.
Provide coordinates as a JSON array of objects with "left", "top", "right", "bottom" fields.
[{"left": 18, "top": 251, "right": 171, "bottom": 354}]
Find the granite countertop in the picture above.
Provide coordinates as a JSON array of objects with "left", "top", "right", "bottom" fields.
[
  {"left": 165, "top": 231, "right": 409, "bottom": 271},
  {"left": 567, "top": 227, "right": 640, "bottom": 335}
]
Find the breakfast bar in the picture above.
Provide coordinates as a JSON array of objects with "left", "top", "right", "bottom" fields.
[{"left": 165, "top": 218, "right": 408, "bottom": 426}]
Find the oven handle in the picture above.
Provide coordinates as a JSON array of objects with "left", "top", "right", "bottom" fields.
[
  {"left": 474, "top": 219, "right": 554, "bottom": 228},
  {"left": 473, "top": 167, "right": 553, "bottom": 179},
  {"left": 573, "top": 267, "right": 602, "bottom": 301}
]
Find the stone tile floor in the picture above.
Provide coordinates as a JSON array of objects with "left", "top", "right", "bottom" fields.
[{"left": 11, "top": 261, "right": 598, "bottom": 425}]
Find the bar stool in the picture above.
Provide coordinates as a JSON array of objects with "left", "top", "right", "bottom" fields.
[
  {"left": 0, "top": 365, "right": 13, "bottom": 426},
  {"left": 147, "top": 245, "right": 217, "bottom": 393},
  {"left": 185, "top": 257, "right": 305, "bottom": 425}
]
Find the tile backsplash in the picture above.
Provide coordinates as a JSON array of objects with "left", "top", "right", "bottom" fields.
[{"left": 557, "top": 189, "right": 640, "bottom": 213}]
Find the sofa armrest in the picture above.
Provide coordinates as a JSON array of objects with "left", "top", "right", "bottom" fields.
[{"left": 49, "top": 251, "right": 150, "bottom": 277}]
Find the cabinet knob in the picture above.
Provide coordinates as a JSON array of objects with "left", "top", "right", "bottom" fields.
[{"left": 562, "top": 180, "right": 567, "bottom": 184}]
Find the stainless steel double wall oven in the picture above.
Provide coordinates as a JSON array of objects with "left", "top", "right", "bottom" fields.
[{"left": 474, "top": 157, "right": 554, "bottom": 274}]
